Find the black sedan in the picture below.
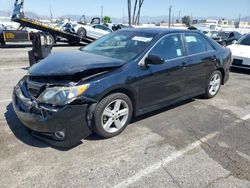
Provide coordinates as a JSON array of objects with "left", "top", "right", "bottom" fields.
[
  {"left": 212, "top": 31, "right": 242, "bottom": 46},
  {"left": 12, "top": 28, "right": 231, "bottom": 147}
]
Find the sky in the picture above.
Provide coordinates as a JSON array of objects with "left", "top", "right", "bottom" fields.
[{"left": 1, "top": 0, "right": 250, "bottom": 19}]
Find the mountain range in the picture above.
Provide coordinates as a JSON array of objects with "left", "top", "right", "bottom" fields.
[{"left": 1, "top": 10, "right": 250, "bottom": 23}]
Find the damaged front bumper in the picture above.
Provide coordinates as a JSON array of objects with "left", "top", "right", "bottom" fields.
[{"left": 12, "top": 80, "right": 92, "bottom": 148}]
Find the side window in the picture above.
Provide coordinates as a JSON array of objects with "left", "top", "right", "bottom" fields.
[
  {"left": 184, "top": 34, "right": 212, "bottom": 55},
  {"left": 206, "top": 41, "right": 215, "bottom": 51},
  {"left": 150, "top": 34, "right": 184, "bottom": 60},
  {"left": 94, "top": 25, "right": 112, "bottom": 32}
]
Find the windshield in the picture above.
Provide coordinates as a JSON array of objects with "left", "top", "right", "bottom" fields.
[
  {"left": 237, "top": 34, "right": 250, "bottom": 46},
  {"left": 217, "top": 32, "right": 230, "bottom": 37},
  {"left": 81, "top": 31, "right": 157, "bottom": 61}
]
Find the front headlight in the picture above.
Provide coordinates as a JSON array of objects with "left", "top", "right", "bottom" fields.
[{"left": 37, "top": 84, "right": 89, "bottom": 106}]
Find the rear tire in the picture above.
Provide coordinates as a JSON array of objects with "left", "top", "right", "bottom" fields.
[
  {"left": 93, "top": 93, "right": 133, "bottom": 138},
  {"left": 203, "top": 70, "right": 222, "bottom": 99}
]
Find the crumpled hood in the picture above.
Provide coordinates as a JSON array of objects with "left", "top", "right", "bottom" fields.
[{"left": 29, "top": 50, "right": 126, "bottom": 76}]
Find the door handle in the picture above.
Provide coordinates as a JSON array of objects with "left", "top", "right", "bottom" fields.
[{"left": 182, "top": 62, "right": 187, "bottom": 67}]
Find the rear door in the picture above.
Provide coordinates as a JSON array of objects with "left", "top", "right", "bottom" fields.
[
  {"left": 138, "top": 33, "right": 188, "bottom": 110},
  {"left": 183, "top": 33, "right": 217, "bottom": 95}
]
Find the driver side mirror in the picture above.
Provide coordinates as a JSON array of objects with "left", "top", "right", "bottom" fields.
[{"left": 145, "top": 54, "right": 165, "bottom": 66}]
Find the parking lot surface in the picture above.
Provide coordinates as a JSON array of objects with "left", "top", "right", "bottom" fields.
[{"left": 0, "top": 44, "right": 250, "bottom": 188}]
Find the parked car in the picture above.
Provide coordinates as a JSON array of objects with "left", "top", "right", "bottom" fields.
[
  {"left": 12, "top": 29, "right": 231, "bottom": 147},
  {"left": 212, "top": 31, "right": 242, "bottom": 46},
  {"left": 228, "top": 33, "right": 250, "bottom": 69},
  {"left": 209, "top": 25, "right": 223, "bottom": 31},
  {"left": 202, "top": 30, "right": 218, "bottom": 37},
  {"left": 111, "top": 24, "right": 133, "bottom": 31}
]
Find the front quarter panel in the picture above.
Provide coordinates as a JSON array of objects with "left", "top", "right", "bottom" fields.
[{"left": 83, "top": 61, "right": 139, "bottom": 106}]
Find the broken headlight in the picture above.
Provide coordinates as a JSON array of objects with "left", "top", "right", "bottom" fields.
[{"left": 37, "top": 84, "right": 89, "bottom": 106}]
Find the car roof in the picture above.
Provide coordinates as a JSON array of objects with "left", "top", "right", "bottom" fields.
[{"left": 121, "top": 28, "right": 199, "bottom": 35}]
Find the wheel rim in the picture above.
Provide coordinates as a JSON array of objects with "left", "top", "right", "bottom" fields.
[
  {"left": 209, "top": 73, "right": 221, "bottom": 96},
  {"left": 78, "top": 29, "right": 86, "bottom": 37},
  {"left": 101, "top": 99, "right": 129, "bottom": 133}
]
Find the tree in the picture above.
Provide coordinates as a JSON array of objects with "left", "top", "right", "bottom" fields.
[
  {"left": 132, "top": 0, "right": 138, "bottom": 25},
  {"left": 135, "top": 0, "right": 145, "bottom": 25},
  {"left": 103, "top": 16, "right": 112, "bottom": 24},
  {"left": 128, "top": 0, "right": 145, "bottom": 26},
  {"left": 182, "top": 16, "right": 191, "bottom": 27}
]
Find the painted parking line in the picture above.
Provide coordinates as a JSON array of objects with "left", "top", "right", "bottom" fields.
[
  {"left": 0, "top": 99, "right": 12, "bottom": 103},
  {"left": 114, "top": 132, "right": 219, "bottom": 188},
  {"left": 0, "top": 66, "right": 27, "bottom": 71},
  {"left": 242, "top": 114, "right": 250, "bottom": 121}
]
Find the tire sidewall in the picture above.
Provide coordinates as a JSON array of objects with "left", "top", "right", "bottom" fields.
[
  {"left": 77, "top": 28, "right": 86, "bottom": 38},
  {"left": 93, "top": 93, "right": 133, "bottom": 138}
]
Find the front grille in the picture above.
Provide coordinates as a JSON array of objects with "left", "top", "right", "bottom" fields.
[
  {"left": 232, "top": 59, "right": 243, "bottom": 66},
  {"left": 26, "top": 79, "right": 46, "bottom": 98}
]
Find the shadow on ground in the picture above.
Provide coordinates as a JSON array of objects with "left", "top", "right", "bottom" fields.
[
  {"left": 5, "top": 98, "right": 196, "bottom": 149},
  {"left": 4, "top": 103, "right": 48, "bottom": 148},
  {"left": 230, "top": 67, "right": 250, "bottom": 75}
]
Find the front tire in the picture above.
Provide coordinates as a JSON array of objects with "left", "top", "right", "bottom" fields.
[
  {"left": 93, "top": 93, "right": 133, "bottom": 138},
  {"left": 204, "top": 70, "right": 222, "bottom": 99}
]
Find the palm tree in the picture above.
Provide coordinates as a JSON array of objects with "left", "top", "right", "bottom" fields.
[
  {"left": 132, "top": 0, "right": 138, "bottom": 25},
  {"left": 128, "top": 0, "right": 145, "bottom": 26},
  {"left": 127, "top": 0, "right": 132, "bottom": 26},
  {"left": 135, "top": 0, "right": 144, "bottom": 25}
]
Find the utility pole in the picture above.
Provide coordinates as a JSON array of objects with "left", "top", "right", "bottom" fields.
[
  {"left": 168, "top": 5, "right": 172, "bottom": 28},
  {"left": 101, "top": 6, "right": 103, "bottom": 23},
  {"left": 123, "top": 8, "right": 125, "bottom": 24},
  {"left": 178, "top": 11, "right": 181, "bottom": 23},
  {"left": 172, "top": 12, "right": 174, "bottom": 26},
  {"left": 49, "top": 4, "right": 53, "bottom": 21},
  {"left": 191, "top": 12, "right": 193, "bottom": 26},
  {"left": 238, "top": 14, "right": 241, "bottom": 28}
]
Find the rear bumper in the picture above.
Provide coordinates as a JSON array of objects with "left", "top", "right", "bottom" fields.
[
  {"left": 231, "top": 56, "right": 250, "bottom": 69},
  {"left": 12, "top": 80, "right": 92, "bottom": 148}
]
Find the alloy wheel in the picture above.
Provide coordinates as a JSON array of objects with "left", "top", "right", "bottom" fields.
[
  {"left": 209, "top": 73, "right": 221, "bottom": 96},
  {"left": 101, "top": 99, "right": 129, "bottom": 133}
]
